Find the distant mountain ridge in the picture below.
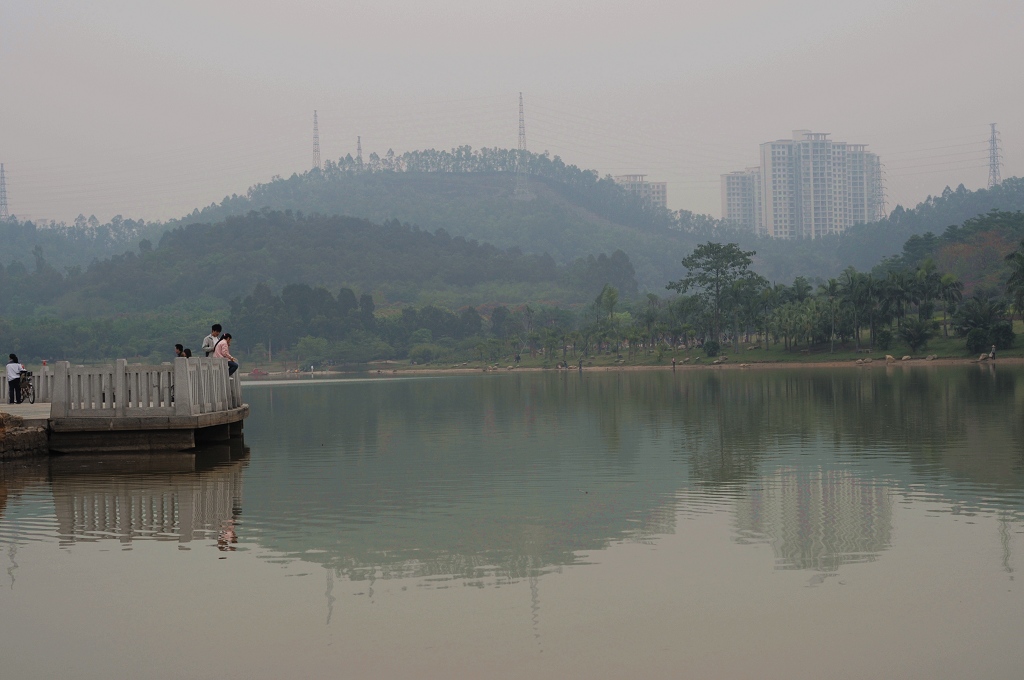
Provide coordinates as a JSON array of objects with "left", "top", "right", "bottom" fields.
[
  {"left": 2, "top": 145, "right": 1023, "bottom": 289},
  {"left": 0, "top": 211, "right": 641, "bottom": 319}
]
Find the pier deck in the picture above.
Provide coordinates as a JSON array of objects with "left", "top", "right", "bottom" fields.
[{"left": 2, "top": 358, "right": 248, "bottom": 455}]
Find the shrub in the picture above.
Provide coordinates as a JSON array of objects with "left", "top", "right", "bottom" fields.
[
  {"left": 966, "top": 328, "right": 988, "bottom": 354},
  {"left": 875, "top": 329, "right": 893, "bottom": 351},
  {"left": 410, "top": 328, "right": 433, "bottom": 345},
  {"left": 899, "top": 318, "right": 935, "bottom": 353},
  {"left": 990, "top": 322, "right": 1015, "bottom": 350},
  {"left": 703, "top": 340, "right": 720, "bottom": 357},
  {"left": 408, "top": 343, "right": 440, "bottom": 364}
]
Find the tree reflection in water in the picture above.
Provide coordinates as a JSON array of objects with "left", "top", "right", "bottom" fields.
[{"left": 1, "top": 365, "right": 1022, "bottom": 582}]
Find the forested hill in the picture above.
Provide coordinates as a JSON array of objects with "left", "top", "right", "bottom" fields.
[
  {"left": 0, "top": 215, "right": 166, "bottom": 272},
  {"left": 2, "top": 143, "right": 1023, "bottom": 288},
  {"left": 167, "top": 147, "right": 719, "bottom": 289},
  {"left": 832, "top": 178, "right": 1024, "bottom": 271},
  {"left": 164, "top": 153, "right": 1024, "bottom": 285},
  {"left": 877, "top": 209, "right": 1024, "bottom": 295},
  {"left": 176, "top": 147, "right": 686, "bottom": 236},
  {"left": 0, "top": 211, "right": 640, "bottom": 318}
]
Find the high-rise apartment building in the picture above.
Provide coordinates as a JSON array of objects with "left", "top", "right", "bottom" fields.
[
  {"left": 761, "top": 130, "right": 882, "bottom": 238},
  {"left": 720, "top": 167, "right": 763, "bottom": 234},
  {"left": 723, "top": 131, "right": 883, "bottom": 239},
  {"left": 614, "top": 174, "right": 668, "bottom": 209}
]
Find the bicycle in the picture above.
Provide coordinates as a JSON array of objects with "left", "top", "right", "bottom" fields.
[{"left": 19, "top": 370, "right": 35, "bottom": 404}]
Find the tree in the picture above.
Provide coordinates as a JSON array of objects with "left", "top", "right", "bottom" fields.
[
  {"left": 938, "top": 274, "right": 964, "bottom": 338},
  {"left": 1005, "top": 239, "right": 1024, "bottom": 321},
  {"left": 819, "top": 278, "right": 840, "bottom": 353},
  {"left": 954, "top": 295, "right": 1014, "bottom": 351},
  {"left": 899, "top": 317, "right": 935, "bottom": 353},
  {"left": 490, "top": 306, "right": 510, "bottom": 339},
  {"left": 667, "top": 242, "right": 756, "bottom": 340},
  {"left": 597, "top": 284, "right": 619, "bottom": 321},
  {"left": 359, "top": 293, "right": 376, "bottom": 328}
]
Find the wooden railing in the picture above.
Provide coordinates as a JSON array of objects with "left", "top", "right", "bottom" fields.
[{"left": 48, "top": 358, "right": 242, "bottom": 418}]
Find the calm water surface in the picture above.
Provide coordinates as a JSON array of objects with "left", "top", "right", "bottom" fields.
[{"left": 2, "top": 365, "right": 1023, "bottom": 679}]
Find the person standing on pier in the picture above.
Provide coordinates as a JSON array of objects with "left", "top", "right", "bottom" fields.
[
  {"left": 6, "top": 354, "right": 25, "bottom": 404},
  {"left": 202, "top": 324, "right": 222, "bottom": 357}
]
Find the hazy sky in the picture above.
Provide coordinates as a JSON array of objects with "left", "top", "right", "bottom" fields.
[{"left": 2, "top": 0, "right": 1022, "bottom": 224}]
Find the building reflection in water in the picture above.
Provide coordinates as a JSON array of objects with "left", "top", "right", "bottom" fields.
[
  {"left": 4, "top": 367, "right": 1023, "bottom": 587},
  {"left": 47, "top": 439, "right": 249, "bottom": 550},
  {"left": 734, "top": 467, "right": 892, "bottom": 571}
]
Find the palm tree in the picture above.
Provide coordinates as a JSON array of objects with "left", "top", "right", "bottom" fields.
[
  {"left": 938, "top": 274, "right": 964, "bottom": 338},
  {"left": 915, "top": 259, "right": 942, "bottom": 320},
  {"left": 884, "top": 271, "right": 912, "bottom": 331},
  {"left": 839, "top": 269, "right": 862, "bottom": 350},
  {"left": 791, "top": 277, "right": 812, "bottom": 303},
  {"left": 819, "top": 278, "right": 840, "bottom": 353}
]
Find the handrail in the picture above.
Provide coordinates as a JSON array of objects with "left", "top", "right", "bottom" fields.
[
  {"left": 2, "top": 366, "right": 54, "bottom": 403},
  {"left": 48, "top": 357, "right": 242, "bottom": 418}
]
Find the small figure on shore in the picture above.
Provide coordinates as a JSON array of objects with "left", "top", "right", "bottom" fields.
[
  {"left": 672, "top": 357, "right": 677, "bottom": 369},
  {"left": 578, "top": 356, "right": 584, "bottom": 371},
  {"left": 202, "top": 324, "right": 223, "bottom": 357},
  {"left": 515, "top": 353, "right": 521, "bottom": 365},
  {"left": 990, "top": 345, "right": 997, "bottom": 360},
  {"left": 214, "top": 333, "right": 239, "bottom": 375},
  {"left": 175, "top": 344, "right": 186, "bottom": 358},
  {"left": 6, "top": 353, "right": 25, "bottom": 404}
]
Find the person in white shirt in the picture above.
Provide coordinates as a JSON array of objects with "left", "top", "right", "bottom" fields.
[
  {"left": 202, "top": 324, "right": 223, "bottom": 357},
  {"left": 6, "top": 353, "right": 25, "bottom": 404}
]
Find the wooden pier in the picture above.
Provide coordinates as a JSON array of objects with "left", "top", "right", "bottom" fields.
[{"left": 1, "top": 358, "right": 248, "bottom": 455}]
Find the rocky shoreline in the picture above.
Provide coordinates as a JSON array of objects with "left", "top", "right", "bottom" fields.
[{"left": 0, "top": 413, "right": 48, "bottom": 459}]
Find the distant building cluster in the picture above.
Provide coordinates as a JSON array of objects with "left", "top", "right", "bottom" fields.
[
  {"left": 614, "top": 174, "right": 668, "bottom": 209},
  {"left": 722, "top": 130, "right": 884, "bottom": 238}
]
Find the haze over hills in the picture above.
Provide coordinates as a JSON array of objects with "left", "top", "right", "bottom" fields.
[
  {"left": 2, "top": 149, "right": 1023, "bottom": 363},
  {"left": 4, "top": 147, "right": 1023, "bottom": 292}
]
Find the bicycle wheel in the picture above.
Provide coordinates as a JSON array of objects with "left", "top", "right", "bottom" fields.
[{"left": 25, "top": 383, "right": 35, "bottom": 404}]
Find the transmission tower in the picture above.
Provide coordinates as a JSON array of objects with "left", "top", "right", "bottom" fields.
[
  {"left": 0, "top": 164, "right": 8, "bottom": 221},
  {"left": 988, "top": 123, "right": 1002, "bottom": 188},
  {"left": 356, "top": 135, "right": 363, "bottom": 168},
  {"left": 0, "top": 163, "right": 8, "bottom": 219},
  {"left": 514, "top": 92, "right": 529, "bottom": 198},
  {"left": 312, "top": 111, "right": 321, "bottom": 171}
]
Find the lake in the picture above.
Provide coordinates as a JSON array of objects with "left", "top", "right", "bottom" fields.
[{"left": 2, "top": 365, "right": 1023, "bottom": 679}]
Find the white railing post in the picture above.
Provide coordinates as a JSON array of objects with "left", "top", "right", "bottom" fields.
[
  {"left": 115, "top": 359, "right": 127, "bottom": 417},
  {"left": 52, "top": 361, "right": 70, "bottom": 417},
  {"left": 38, "top": 365, "right": 49, "bottom": 402},
  {"left": 174, "top": 357, "right": 192, "bottom": 416}
]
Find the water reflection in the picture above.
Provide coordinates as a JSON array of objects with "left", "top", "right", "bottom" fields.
[
  {"left": 735, "top": 468, "right": 893, "bottom": 571},
  {"left": 2, "top": 366, "right": 1023, "bottom": 582},
  {"left": 0, "top": 440, "right": 248, "bottom": 550},
  {"left": 236, "top": 366, "right": 1024, "bottom": 579}
]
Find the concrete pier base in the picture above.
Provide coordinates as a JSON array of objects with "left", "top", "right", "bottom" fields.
[
  {"left": 49, "top": 429, "right": 196, "bottom": 454},
  {"left": 1, "top": 404, "right": 248, "bottom": 455}
]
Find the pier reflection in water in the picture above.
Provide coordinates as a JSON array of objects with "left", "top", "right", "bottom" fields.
[
  {"left": 1, "top": 366, "right": 1024, "bottom": 679},
  {"left": 0, "top": 440, "right": 248, "bottom": 550}
]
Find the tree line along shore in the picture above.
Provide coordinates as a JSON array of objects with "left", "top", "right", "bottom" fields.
[{"left": 2, "top": 153, "right": 1024, "bottom": 369}]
